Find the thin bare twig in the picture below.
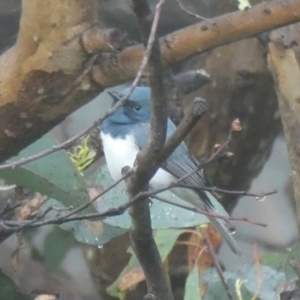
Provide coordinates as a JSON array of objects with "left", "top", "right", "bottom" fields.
[
  {"left": 0, "top": 180, "right": 268, "bottom": 232},
  {"left": 252, "top": 242, "right": 262, "bottom": 300},
  {"left": 0, "top": 111, "right": 239, "bottom": 232},
  {"left": 204, "top": 231, "right": 233, "bottom": 300},
  {"left": 0, "top": 169, "right": 133, "bottom": 232},
  {"left": 0, "top": 115, "right": 270, "bottom": 233},
  {"left": 9, "top": 206, "right": 53, "bottom": 229},
  {"left": 1, "top": 188, "right": 142, "bottom": 231},
  {"left": 175, "top": 0, "right": 214, "bottom": 24},
  {"left": 160, "top": 118, "right": 239, "bottom": 190},
  {"left": 55, "top": 168, "right": 133, "bottom": 220},
  {"left": 174, "top": 184, "right": 277, "bottom": 199},
  {"left": 152, "top": 195, "right": 267, "bottom": 227},
  {"left": 128, "top": 118, "right": 239, "bottom": 200},
  {"left": 0, "top": 202, "right": 23, "bottom": 218}
]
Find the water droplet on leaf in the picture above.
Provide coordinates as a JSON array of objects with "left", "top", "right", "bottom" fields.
[{"left": 255, "top": 195, "right": 266, "bottom": 202}]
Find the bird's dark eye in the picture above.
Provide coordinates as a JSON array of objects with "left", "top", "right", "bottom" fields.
[{"left": 132, "top": 105, "right": 141, "bottom": 112}]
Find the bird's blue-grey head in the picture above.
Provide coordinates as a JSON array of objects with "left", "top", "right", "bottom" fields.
[{"left": 106, "top": 87, "right": 152, "bottom": 124}]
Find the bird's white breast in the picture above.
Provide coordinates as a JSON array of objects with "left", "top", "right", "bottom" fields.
[
  {"left": 101, "top": 132, "right": 138, "bottom": 181},
  {"left": 101, "top": 132, "right": 175, "bottom": 188}
]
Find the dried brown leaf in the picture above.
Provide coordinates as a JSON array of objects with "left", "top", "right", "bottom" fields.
[
  {"left": 118, "top": 267, "right": 145, "bottom": 292},
  {"left": 15, "top": 193, "right": 47, "bottom": 221},
  {"left": 10, "top": 233, "right": 29, "bottom": 271},
  {"left": 187, "top": 224, "right": 222, "bottom": 275},
  {"left": 82, "top": 220, "right": 104, "bottom": 236}
]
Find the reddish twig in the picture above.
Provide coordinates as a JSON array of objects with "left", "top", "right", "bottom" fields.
[
  {"left": 152, "top": 195, "right": 267, "bottom": 227},
  {"left": 174, "top": 184, "right": 276, "bottom": 199},
  {"left": 204, "top": 230, "right": 233, "bottom": 300}
]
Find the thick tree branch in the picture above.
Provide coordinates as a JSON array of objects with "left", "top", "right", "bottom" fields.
[
  {"left": 125, "top": 1, "right": 174, "bottom": 300},
  {"left": 268, "top": 41, "right": 300, "bottom": 232},
  {"left": 0, "top": 0, "right": 299, "bottom": 162},
  {"left": 128, "top": 1, "right": 168, "bottom": 191},
  {"left": 94, "top": 0, "right": 300, "bottom": 86},
  {"left": 0, "top": 0, "right": 104, "bottom": 162}
]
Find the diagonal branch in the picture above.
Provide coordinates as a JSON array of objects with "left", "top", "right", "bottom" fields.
[{"left": 95, "top": 0, "right": 300, "bottom": 86}]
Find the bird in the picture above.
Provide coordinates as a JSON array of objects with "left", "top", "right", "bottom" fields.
[{"left": 100, "top": 86, "right": 241, "bottom": 255}]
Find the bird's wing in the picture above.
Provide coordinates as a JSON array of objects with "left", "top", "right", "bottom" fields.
[
  {"left": 162, "top": 120, "right": 206, "bottom": 187},
  {"left": 133, "top": 120, "right": 212, "bottom": 206},
  {"left": 133, "top": 120, "right": 242, "bottom": 254}
]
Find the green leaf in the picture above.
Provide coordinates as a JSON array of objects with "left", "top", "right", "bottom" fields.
[
  {"left": 285, "top": 242, "right": 300, "bottom": 282},
  {"left": 154, "top": 229, "right": 183, "bottom": 258},
  {"left": 184, "top": 265, "right": 201, "bottom": 300},
  {"left": 41, "top": 198, "right": 126, "bottom": 246},
  {"left": 86, "top": 165, "right": 214, "bottom": 229},
  {"left": 202, "top": 264, "right": 285, "bottom": 300},
  {"left": 71, "top": 219, "right": 126, "bottom": 246},
  {"left": 43, "top": 226, "right": 76, "bottom": 271},
  {"left": 0, "top": 134, "right": 94, "bottom": 214},
  {"left": 260, "top": 253, "right": 287, "bottom": 271},
  {"left": 0, "top": 134, "right": 126, "bottom": 246},
  {"left": 0, "top": 270, "right": 31, "bottom": 300},
  {"left": 107, "top": 229, "right": 183, "bottom": 298},
  {"left": 203, "top": 278, "right": 253, "bottom": 300}
]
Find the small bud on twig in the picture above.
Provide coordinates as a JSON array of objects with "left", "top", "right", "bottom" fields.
[
  {"left": 231, "top": 118, "right": 242, "bottom": 132},
  {"left": 213, "top": 144, "right": 221, "bottom": 152},
  {"left": 192, "top": 97, "right": 208, "bottom": 117},
  {"left": 218, "top": 151, "right": 235, "bottom": 160}
]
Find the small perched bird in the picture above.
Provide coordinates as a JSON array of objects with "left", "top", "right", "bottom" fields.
[{"left": 100, "top": 86, "right": 241, "bottom": 255}]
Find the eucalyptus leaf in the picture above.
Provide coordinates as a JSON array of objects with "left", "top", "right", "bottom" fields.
[
  {"left": 0, "top": 270, "right": 31, "bottom": 300},
  {"left": 184, "top": 265, "right": 201, "bottom": 300},
  {"left": 107, "top": 229, "right": 183, "bottom": 298},
  {"left": 0, "top": 134, "right": 93, "bottom": 214},
  {"left": 260, "top": 253, "right": 287, "bottom": 272},
  {"left": 202, "top": 265, "right": 285, "bottom": 300},
  {"left": 41, "top": 198, "right": 126, "bottom": 246},
  {"left": 43, "top": 226, "right": 76, "bottom": 271},
  {"left": 87, "top": 165, "right": 218, "bottom": 229},
  {"left": 203, "top": 278, "right": 253, "bottom": 300},
  {"left": 285, "top": 242, "right": 300, "bottom": 282},
  {"left": 4, "top": 138, "right": 127, "bottom": 246},
  {"left": 71, "top": 219, "right": 127, "bottom": 246}
]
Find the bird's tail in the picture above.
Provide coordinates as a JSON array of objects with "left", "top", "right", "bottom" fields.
[
  {"left": 204, "top": 192, "right": 241, "bottom": 256},
  {"left": 171, "top": 187, "right": 241, "bottom": 255}
]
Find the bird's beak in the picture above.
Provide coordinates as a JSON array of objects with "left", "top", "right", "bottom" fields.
[{"left": 107, "top": 91, "right": 121, "bottom": 103}]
